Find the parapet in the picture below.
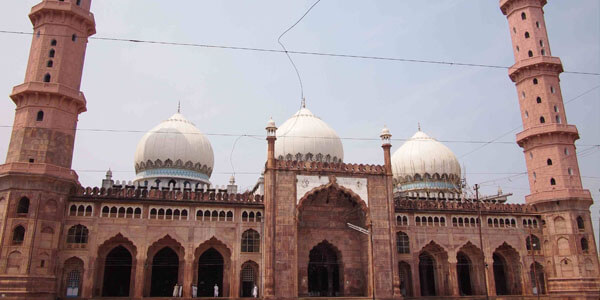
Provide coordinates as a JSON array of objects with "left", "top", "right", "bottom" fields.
[{"left": 274, "top": 160, "right": 386, "bottom": 175}]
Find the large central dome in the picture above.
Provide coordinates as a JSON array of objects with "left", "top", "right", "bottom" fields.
[
  {"left": 134, "top": 112, "right": 214, "bottom": 185},
  {"left": 275, "top": 106, "right": 343, "bottom": 163}
]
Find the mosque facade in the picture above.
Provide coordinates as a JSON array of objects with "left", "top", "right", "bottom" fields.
[{"left": 0, "top": 0, "right": 598, "bottom": 299}]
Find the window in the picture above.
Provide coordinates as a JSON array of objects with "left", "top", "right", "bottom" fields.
[
  {"left": 536, "top": 21, "right": 540, "bottom": 28},
  {"left": 241, "top": 229, "right": 260, "bottom": 252},
  {"left": 12, "top": 226, "right": 25, "bottom": 244},
  {"left": 47, "top": 60, "right": 53, "bottom": 67},
  {"left": 526, "top": 235, "right": 541, "bottom": 251},
  {"left": 539, "top": 40, "right": 544, "bottom": 47},
  {"left": 17, "top": 197, "right": 29, "bottom": 214},
  {"left": 69, "top": 205, "right": 77, "bottom": 216},
  {"left": 36, "top": 111, "right": 44, "bottom": 121},
  {"left": 533, "top": 172, "right": 537, "bottom": 179},
  {"left": 536, "top": 97, "right": 542, "bottom": 103},
  {"left": 528, "top": 50, "right": 533, "bottom": 57},
  {"left": 242, "top": 211, "right": 248, "bottom": 222},
  {"left": 226, "top": 211, "right": 233, "bottom": 222},
  {"left": 395, "top": 232, "right": 410, "bottom": 254},
  {"left": 554, "top": 105, "right": 559, "bottom": 113},
  {"left": 49, "top": 49, "right": 55, "bottom": 58},
  {"left": 525, "top": 32, "right": 530, "bottom": 38},
  {"left": 43, "top": 73, "right": 51, "bottom": 83},
  {"left": 71, "top": 34, "right": 77, "bottom": 42},
  {"left": 547, "top": 159, "right": 552, "bottom": 165},
  {"left": 540, "top": 116, "right": 545, "bottom": 123},
  {"left": 551, "top": 86, "right": 555, "bottom": 93},
  {"left": 50, "top": 39, "right": 57, "bottom": 46},
  {"left": 86, "top": 205, "right": 93, "bottom": 216},
  {"left": 581, "top": 238, "right": 589, "bottom": 253},
  {"left": 577, "top": 216, "right": 585, "bottom": 230},
  {"left": 568, "top": 168, "right": 573, "bottom": 176},
  {"left": 541, "top": 49, "right": 545, "bottom": 55},
  {"left": 525, "top": 111, "right": 529, "bottom": 118},
  {"left": 521, "top": 12, "right": 526, "bottom": 20},
  {"left": 76, "top": 0, "right": 82, "bottom": 5},
  {"left": 102, "top": 206, "right": 109, "bottom": 217},
  {"left": 564, "top": 148, "right": 569, "bottom": 155},
  {"left": 555, "top": 115, "right": 561, "bottom": 123},
  {"left": 67, "top": 225, "right": 88, "bottom": 244},
  {"left": 256, "top": 212, "right": 262, "bottom": 222},
  {"left": 550, "top": 178, "right": 556, "bottom": 185},
  {"left": 533, "top": 78, "right": 538, "bottom": 84},
  {"left": 516, "top": 46, "right": 519, "bottom": 52},
  {"left": 513, "top": 27, "right": 516, "bottom": 33}
]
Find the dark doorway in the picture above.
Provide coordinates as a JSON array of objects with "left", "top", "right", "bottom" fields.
[
  {"left": 150, "top": 247, "right": 179, "bottom": 297},
  {"left": 198, "top": 248, "right": 223, "bottom": 297},
  {"left": 308, "top": 242, "right": 340, "bottom": 297},
  {"left": 493, "top": 253, "right": 508, "bottom": 295},
  {"left": 102, "top": 246, "right": 132, "bottom": 297},
  {"left": 457, "top": 252, "right": 473, "bottom": 295},
  {"left": 419, "top": 252, "right": 436, "bottom": 296},
  {"left": 240, "top": 263, "right": 256, "bottom": 297},
  {"left": 398, "top": 261, "right": 413, "bottom": 297},
  {"left": 530, "top": 262, "right": 546, "bottom": 295}
]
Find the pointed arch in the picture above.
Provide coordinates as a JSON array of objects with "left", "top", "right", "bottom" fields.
[
  {"left": 194, "top": 237, "right": 232, "bottom": 297},
  {"left": 240, "top": 260, "right": 260, "bottom": 297},
  {"left": 61, "top": 257, "right": 84, "bottom": 298},
  {"left": 296, "top": 182, "right": 369, "bottom": 221},
  {"left": 418, "top": 241, "right": 450, "bottom": 296},
  {"left": 95, "top": 233, "right": 137, "bottom": 297},
  {"left": 492, "top": 242, "right": 522, "bottom": 295}
]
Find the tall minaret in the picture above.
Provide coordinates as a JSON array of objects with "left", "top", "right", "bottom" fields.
[
  {"left": 500, "top": 0, "right": 599, "bottom": 296},
  {"left": 0, "top": 0, "right": 95, "bottom": 298}
]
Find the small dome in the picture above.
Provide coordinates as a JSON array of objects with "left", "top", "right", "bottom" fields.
[
  {"left": 266, "top": 117, "right": 276, "bottom": 129},
  {"left": 134, "top": 113, "right": 214, "bottom": 183},
  {"left": 391, "top": 130, "right": 461, "bottom": 191},
  {"left": 275, "top": 107, "right": 343, "bottom": 163}
]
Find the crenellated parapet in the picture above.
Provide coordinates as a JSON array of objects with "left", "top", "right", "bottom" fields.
[
  {"left": 394, "top": 198, "right": 537, "bottom": 214},
  {"left": 72, "top": 185, "right": 264, "bottom": 205},
  {"left": 273, "top": 159, "right": 386, "bottom": 175}
]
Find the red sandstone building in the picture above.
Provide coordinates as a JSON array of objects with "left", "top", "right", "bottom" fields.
[{"left": 0, "top": 0, "right": 598, "bottom": 299}]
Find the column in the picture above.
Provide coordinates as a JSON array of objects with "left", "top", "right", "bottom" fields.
[
  {"left": 448, "top": 257, "right": 459, "bottom": 296},
  {"left": 133, "top": 253, "right": 146, "bottom": 298}
]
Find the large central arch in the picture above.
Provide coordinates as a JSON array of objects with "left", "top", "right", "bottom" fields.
[
  {"left": 297, "top": 184, "right": 369, "bottom": 297},
  {"left": 194, "top": 237, "right": 232, "bottom": 297},
  {"left": 145, "top": 235, "right": 185, "bottom": 297},
  {"left": 418, "top": 241, "right": 449, "bottom": 297}
]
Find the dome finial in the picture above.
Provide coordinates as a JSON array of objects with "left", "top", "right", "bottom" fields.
[
  {"left": 177, "top": 101, "right": 181, "bottom": 113},
  {"left": 418, "top": 122, "right": 421, "bottom": 131},
  {"left": 301, "top": 97, "right": 306, "bottom": 108}
]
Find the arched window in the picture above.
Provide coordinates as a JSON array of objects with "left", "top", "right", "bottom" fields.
[
  {"left": 547, "top": 159, "right": 552, "bottom": 165},
  {"left": 134, "top": 207, "right": 141, "bottom": 218},
  {"left": 203, "top": 210, "right": 210, "bottom": 221},
  {"left": 43, "top": 73, "right": 51, "bottom": 82},
  {"left": 181, "top": 209, "right": 188, "bottom": 219},
  {"left": 211, "top": 210, "right": 218, "bottom": 221},
  {"left": 69, "top": 205, "right": 77, "bottom": 216},
  {"left": 533, "top": 78, "right": 538, "bottom": 85},
  {"left": 77, "top": 205, "right": 85, "bottom": 216},
  {"left": 541, "top": 49, "right": 545, "bottom": 55},
  {"left": 17, "top": 197, "right": 29, "bottom": 214},
  {"left": 71, "top": 34, "right": 77, "bottom": 42},
  {"left": 396, "top": 232, "right": 410, "bottom": 254},
  {"left": 126, "top": 207, "right": 133, "bottom": 218},
  {"left": 550, "top": 178, "right": 556, "bottom": 185},
  {"left": 256, "top": 212, "right": 262, "bottom": 222},
  {"left": 85, "top": 205, "right": 93, "bottom": 216},
  {"left": 102, "top": 206, "right": 109, "bottom": 217},
  {"left": 118, "top": 207, "right": 126, "bottom": 218},
  {"left": 555, "top": 115, "right": 561, "bottom": 123},
  {"left": 12, "top": 226, "right": 25, "bottom": 244},
  {"left": 67, "top": 225, "right": 88, "bottom": 244},
  {"left": 540, "top": 40, "right": 544, "bottom": 47},
  {"left": 528, "top": 50, "right": 533, "bottom": 57},
  {"left": 226, "top": 211, "right": 233, "bottom": 222},
  {"left": 521, "top": 12, "right": 526, "bottom": 20},
  {"left": 249, "top": 211, "right": 255, "bottom": 222},
  {"left": 524, "top": 32, "right": 530, "bottom": 38},
  {"left": 50, "top": 39, "right": 57, "bottom": 46},
  {"left": 242, "top": 211, "right": 248, "bottom": 222},
  {"left": 581, "top": 238, "right": 589, "bottom": 253},
  {"left": 536, "top": 97, "right": 542, "bottom": 103},
  {"left": 165, "top": 209, "right": 173, "bottom": 220},
  {"left": 241, "top": 230, "right": 260, "bottom": 253},
  {"left": 576, "top": 216, "right": 585, "bottom": 230},
  {"left": 49, "top": 49, "right": 55, "bottom": 58},
  {"left": 47, "top": 60, "right": 53, "bottom": 68},
  {"left": 526, "top": 235, "right": 541, "bottom": 251},
  {"left": 219, "top": 211, "right": 226, "bottom": 222},
  {"left": 150, "top": 208, "right": 157, "bottom": 219},
  {"left": 76, "top": 0, "right": 82, "bottom": 5},
  {"left": 540, "top": 116, "right": 545, "bottom": 124}
]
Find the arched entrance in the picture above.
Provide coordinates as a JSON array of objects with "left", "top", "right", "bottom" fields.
[
  {"left": 493, "top": 253, "right": 508, "bottom": 295},
  {"left": 102, "top": 246, "right": 132, "bottom": 297},
  {"left": 419, "top": 252, "right": 436, "bottom": 296},
  {"left": 150, "top": 247, "right": 179, "bottom": 297},
  {"left": 240, "top": 261, "right": 259, "bottom": 297},
  {"left": 62, "top": 257, "right": 84, "bottom": 298},
  {"left": 530, "top": 262, "right": 546, "bottom": 295},
  {"left": 308, "top": 241, "right": 340, "bottom": 297},
  {"left": 198, "top": 248, "right": 223, "bottom": 297},
  {"left": 493, "top": 243, "right": 522, "bottom": 295},
  {"left": 398, "top": 261, "right": 413, "bottom": 297},
  {"left": 457, "top": 252, "right": 473, "bottom": 295}
]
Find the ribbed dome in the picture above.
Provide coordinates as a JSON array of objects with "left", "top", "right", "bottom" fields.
[
  {"left": 275, "top": 107, "right": 343, "bottom": 163},
  {"left": 391, "top": 130, "right": 461, "bottom": 191},
  {"left": 134, "top": 113, "right": 214, "bottom": 183}
]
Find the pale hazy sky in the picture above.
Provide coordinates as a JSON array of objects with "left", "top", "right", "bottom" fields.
[{"left": 1, "top": 1, "right": 599, "bottom": 245}]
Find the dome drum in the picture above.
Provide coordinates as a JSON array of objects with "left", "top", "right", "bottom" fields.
[{"left": 135, "top": 158, "right": 213, "bottom": 177}]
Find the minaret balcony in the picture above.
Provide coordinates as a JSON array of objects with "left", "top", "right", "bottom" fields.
[
  {"left": 29, "top": 1, "right": 96, "bottom": 36},
  {"left": 516, "top": 123, "right": 578, "bottom": 147},
  {"left": 508, "top": 56, "right": 563, "bottom": 83},
  {"left": 525, "top": 188, "right": 592, "bottom": 204},
  {"left": 10, "top": 81, "right": 87, "bottom": 113}
]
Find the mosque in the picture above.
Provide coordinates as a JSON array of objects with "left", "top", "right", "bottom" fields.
[{"left": 0, "top": 0, "right": 598, "bottom": 299}]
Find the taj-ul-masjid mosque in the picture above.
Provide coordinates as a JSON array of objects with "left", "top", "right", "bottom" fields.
[{"left": 0, "top": 0, "right": 598, "bottom": 299}]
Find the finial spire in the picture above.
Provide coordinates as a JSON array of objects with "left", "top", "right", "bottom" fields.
[
  {"left": 301, "top": 97, "right": 306, "bottom": 108},
  {"left": 177, "top": 101, "right": 181, "bottom": 113},
  {"left": 418, "top": 122, "right": 421, "bottom": 131}
]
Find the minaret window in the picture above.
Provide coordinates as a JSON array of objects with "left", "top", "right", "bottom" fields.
[
  {"left": 49, "top": 49, "right": 55, "bottom": 58},
  {"left": 12, "top": 226, "right": 25, "bottom": 244},
  {"left": 536, "top": 21, "right": 540, "bottom": 28},
  {"left": 550, "top": 86, "right": 555, "bottom": 93},
  {"left": 72, "top": 34, "right": 77, "bottom": 42},
  {"left": 521, "top": 12, "right": 527, "bottom": 20},
  {"left": 539, "top": 116, "right": 545, "bottom": 123},
  {"left": 577, "top": 216, "right": 585, "bottom": 230},
  {"left": 555, "top": 115, "right": 561, "bottom": 123},
  {"left": 47, "top": 60, "right": 53, "bottom": 67},
  {"left": 533, "top": 172, "right": 537, "bottom": 179},
  {"left": 77, "top": 0, "right": 81, "bottom": 5},
  {"left": 516, "top": 46, "right": 519, "bottom": 52},
  {"left": 513, "top": 27, "right": 516, "bottom": 33},
  {"left": 528, "top": 50, "right": 533, "bottom": 57},
  {"left": 43, "top": 73, "right": 51, "bottom": 83},
  {"left": 536, "top": 97, "right": 542, "bottom": 103},
  {"left": 36, "top": 111, "right": 44, "bottom": 121},
  {"left": 533, "top": 78, "right": 538, "bottom": 84},
  {"left": 550, "top": 178, "right": 556, "bottom": 185},
  {"left": 525, "top": 111, "right": 529, "bottom": 118},
  {"left": 17, "top": 197, "right": 30, "bottom": 214},
  {"left": 568, "top": 168, "right": 573, "bottom": 176},
  {"left": 539, "top": 40, "right": 544, "bottom": 47},
  {"left": 50, "top": 39, "right": 57, "bottom": 46},
  {"left": 581, "top": 238, "right": 589, "bottom": 253},
  {"left": 553, "top": 105, "right": 558, "bottom": 112},
  {"left": 524, "top": 32, "right": 530, "bottom": 38},
  {"left": 541, "top": 49, "right": 545, "bottom": 55},
  {"left": 546, "top": 159, "right": 552, "bottom": 166},
  {"left": 564, "top": 148, "right": 569, "bottom": 155},
  {"left": 522, "top": 91, "right": 526, "bottom": 98}
]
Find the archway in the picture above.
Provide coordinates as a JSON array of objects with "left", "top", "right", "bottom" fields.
[
  {"left": 398, "top": 261, "right": 413, "bottom": 297},
  {"left": 62, "top": 257, "right": 84, "bottom": 298},
  {"left": 492, "top": 243, "right": 522, "bottom": 295},
  {"left": 530, "top": 262, "right": 546, "bottom": 295},
  {"left": 308, "top": 241, "right": 340, "bottom": 297},
  {"left": 102, "top": 246, "right": 132, "bottom": 297},
  {"left": 240, "top": 261, "right": 259, "bottom": 297},
  {"left": 419, "top": 252, "right": 436, "bottom": 296},
  {"left": 457, "top": 252, "right": 473, "bottom": 295},
  {"left": 150, "top": 247, "right": 179, "bottom": 297},
  {"left": 198, "top": 248, "right": 223, "bottom": 297}
]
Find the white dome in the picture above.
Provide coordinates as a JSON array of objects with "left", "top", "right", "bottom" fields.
[
  {"left": 134, "top": 113, "right": 214, "bottom": 182},
  {"left": 275, "top": 107, "right": 343, "bottom": 163},
  {"left": 391, "top": 130, "right": 461, "bottom": 190}
]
